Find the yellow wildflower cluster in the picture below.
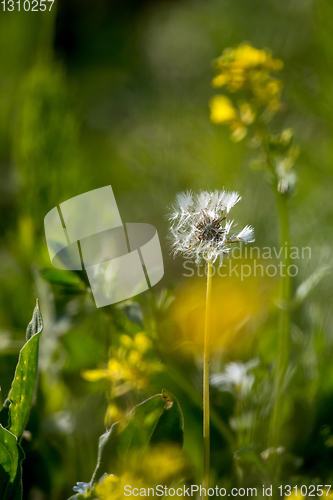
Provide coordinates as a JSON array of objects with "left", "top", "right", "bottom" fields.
[
  {"left": 95, "top": 473, "right": 139, "bottom": 500},
  {"left": 82, "top": 332, "right": 162, "bottom": 400},
  {"left": 210, "top": 44, "right": 283, "bottom": 140},
  {"left": 80, "top": 446, "right": 186, "bottom": 500},
  {"left": 125, "top": 445, "right": 185, "bottom": 483}
]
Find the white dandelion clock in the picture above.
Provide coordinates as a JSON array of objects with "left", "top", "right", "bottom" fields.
[{"left": 168, "top": 189, "right": 254, "bottom": 264}]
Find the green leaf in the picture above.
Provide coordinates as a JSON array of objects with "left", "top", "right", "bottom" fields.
[
  {"left": 150, "top": 389, "right": 184, "bottom": 445},
  {"left": 0, "top": 425, "right": 24, "bottom": 500},
  {"left": 25, "top": 299, "right": 44, "bottom": 341},
  {"left": 90, "top": 390, "right": 184, "bottom": 485},
  {"left": 0, "top": 400, "right": 10, "bottom": 429},
  {"left": 0, "top": 426, "right": 18, "bottom": 488},
  {"left": 8, "top": 300, "right": 43, "bottom": 440},
  {"left": 41, "top": 269, "right": 84, "bottom": 287},
  {"left": 0, "top": 302, "right": 42, "bottom": 499}
]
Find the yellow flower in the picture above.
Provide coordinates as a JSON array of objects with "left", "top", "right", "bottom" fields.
[
  {"left": 214, "top": 45, "right": 282, "bottom": 81},
  {"left": 95, "top": 473, "right": 139, "bottom": 500},
  {"left": 228, "top": 66, "right": 246, "bottom": 90},
  {"left": 284, "top": 491, "right": 305, "bottom": 500},
  {"left": 93, "top": 446, "right": 186, "bottom": 500},
  {"left": 209, "top": 96, "right": 251, "bottom": 141},
  {"left": 119, "top": 334, "right": 134, "bottom": 349},
  {"left": 137, "top": 445, "right": 184, "bottom": 482},
  {"left": 82, "top": 368, "right": 108, "bottom": 382},
  {"left": 250, "top": 75, "right": 283, "bottom": 109},
  {"left": 170, "top": 265, "right": 274, "bottom": 355},
  {"left": 212, "top": 73, "right": 230, "bottom": 88},
  {"left": 324, "top": 489, "right": 333, "bottom": 499},
  {"left": 235, "top": 45, "right": 268, "bottom": 67},
  {"left": 230, "top": 125, "right": 248, "bottom": 142},
  {"left": 239, "top": 102, "right": 256, "bottom": 125},
  {"left": 134, "top": 332, "right": 152, "bottom": 353},
  {"left": 82, "top": 332, "right": 162, "bottom": 395},
  {"left": 211, "top": 43, "right": 284, "bottom": 130},
  {"left": 209, "top": 95, "right": 237, "bottom": 124},
  {"left": 105, "top": 404, "right": 124, "bottom": 424}
]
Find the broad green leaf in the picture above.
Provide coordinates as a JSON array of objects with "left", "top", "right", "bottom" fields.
[
  {"left": 8, "top": 300, "right": 43, "bottom": 440},
  {"left": 0, "top": 426, "right": 18, "bottom": 486},
  {"left": 0, "top": 425, "right": 22, "bottom": 500},
  {"left": 90, "top": 390, "right": 184, "bottom": 485},
  {"left": 6, "top": 445, "right": 24, "bottom": 500}
]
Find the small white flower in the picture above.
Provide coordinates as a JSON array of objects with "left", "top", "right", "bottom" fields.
[
  {"left": 210, "top": 359, "right": 259, "bottom": 398},
  {"left": 168, "top": 190, "right": 254, "bottom": 264}
]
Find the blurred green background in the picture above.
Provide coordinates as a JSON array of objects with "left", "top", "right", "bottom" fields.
[{"left": 1, "top": 0, "right": 333, "bottom": 498}]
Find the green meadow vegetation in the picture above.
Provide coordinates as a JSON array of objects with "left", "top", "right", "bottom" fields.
[{"left": 1, "top": 1, "right": 333, "bottom": 498}]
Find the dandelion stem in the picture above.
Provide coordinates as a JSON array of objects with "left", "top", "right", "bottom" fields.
[
  {"left": 203, "top": 260, "right": 213, "bottom": 499},
  {"left": 168, "top": 190, "right": 253, "bottom": 491}
]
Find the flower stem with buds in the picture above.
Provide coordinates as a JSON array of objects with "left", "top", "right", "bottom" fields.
[
  {"left": 203, "top": 260, "right": 213, "bottom": 499},
  {"left": 261, "top": 136, "right": 292, "bottom": 476},
  {"left": 269, "top": 191, "right": 291, "bottom": 475}
]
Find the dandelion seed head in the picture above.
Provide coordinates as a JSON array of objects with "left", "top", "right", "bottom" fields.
[{"left": 168, "top": 190, "right": 254, "bottom": 264}]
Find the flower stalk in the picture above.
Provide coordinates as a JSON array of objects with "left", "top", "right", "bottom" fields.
[
  {"left": 269, "top": 190, "right": 291, "bottom": 474},
  {"left": 261, "top": 135, "right": 292, "bottom": 471},
  {"left": 209, "top": 42, "right": 297, "bottom": 483},
  {"left": 203, "top": 260, "right": 213, "bottom": 497}
]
